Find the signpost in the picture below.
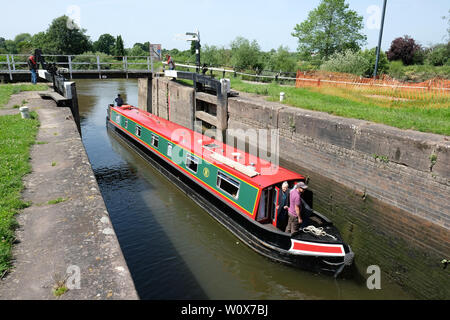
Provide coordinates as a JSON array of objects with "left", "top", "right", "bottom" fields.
[
  {"left": 175, "top": 30, "right": 201, "bottom": 72},
  {"left": 149, "top": 43, "right": 162, "bottom": 73},
  {"left": 186, "top": 30, "right": 201, "bottom": 72}
]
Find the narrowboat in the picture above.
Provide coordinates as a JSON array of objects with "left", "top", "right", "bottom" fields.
[{"left": 106, "top": 104, "right": 354, "bottom": 277}]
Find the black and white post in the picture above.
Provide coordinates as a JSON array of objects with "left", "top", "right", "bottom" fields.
[{"left": 186, "top": 30, "right": 201, "bottom": 73}]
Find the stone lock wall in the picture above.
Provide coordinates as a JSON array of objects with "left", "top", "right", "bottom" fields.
[
  {"left": 227, "top": 94, "right": 450, "bottom": 298},
  {"left": 151, "top": 77, "right": 195, "bottom": 130}
]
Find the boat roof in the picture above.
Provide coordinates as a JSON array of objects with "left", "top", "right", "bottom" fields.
[{"left": 113, "top": 105, "right": 304, "bottom": 189}]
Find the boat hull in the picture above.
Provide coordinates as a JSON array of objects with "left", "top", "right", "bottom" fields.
[{"left": 106, "top": 117, "right": 354, "bottom": 277}]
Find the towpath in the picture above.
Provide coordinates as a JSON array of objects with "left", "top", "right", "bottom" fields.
[{"left": 0, "top": 89, "right": 138, "bottom": 299}]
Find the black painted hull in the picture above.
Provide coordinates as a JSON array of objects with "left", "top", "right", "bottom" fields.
[{"left": 106, "top": 118, "right": 354, "bottom": 277}]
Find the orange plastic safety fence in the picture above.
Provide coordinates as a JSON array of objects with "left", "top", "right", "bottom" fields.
[{"left": 295, "top": 71, "right": 450, "bottom": 101}]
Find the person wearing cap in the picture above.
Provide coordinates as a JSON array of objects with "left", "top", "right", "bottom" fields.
[
  {"left": 115, "top": 94, "right": 124, "bottom": 107},
  {"left": 285, "top": 181, "right": 308, "bottom": 234}
]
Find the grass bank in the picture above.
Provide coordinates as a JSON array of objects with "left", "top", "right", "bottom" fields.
[
  {"left": 0, "top": 112, "right": 39, "bottom": 276},
  {"left": 228, "top": 77, "right": 450, "bottom": 136},
  {"left": 0, "top": 84, "right": 48, "bottom": 108}
]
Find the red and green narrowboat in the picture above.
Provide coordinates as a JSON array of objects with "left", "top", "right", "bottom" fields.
[{"left": 106, "top": 104, "right": 354, "bottom": 277}]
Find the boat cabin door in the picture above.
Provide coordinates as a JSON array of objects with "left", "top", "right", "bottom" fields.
[
  {"left": 272, "top": 186, "right": 280, "bottom": 227},
  {"left": 256, "top": 186, "right": 278, "bottom": 225}
]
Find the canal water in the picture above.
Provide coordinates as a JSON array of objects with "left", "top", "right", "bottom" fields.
[{"left": 77, "top": 79, "right": 413, "bottom": 300}]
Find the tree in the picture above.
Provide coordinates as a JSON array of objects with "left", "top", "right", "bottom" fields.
[
  {"left": 44, "top": 16, "right": 92, "bottom": 54},
  {"left": 128, "top": 44, "right": 147, "bottom": 57},
  {"left": 426, "top": 43, "right": 450, "bottom": 66},
  {"left": 93, "top": 34, "right": 116, "bottom": 55},
  {"left": 261, "top": 49, "right": 276, "bottom": 69},
  {"left": 31, "top": 32, "right": 49, "bottom": 52},
  {"left": 128, "top": 42, "right": 150, "bottom": 56},
  {"left": 386, "top": 35, "right": 422, "bottom": 65},
  {"left": 132, "top": 42, "right": 150, "bottom": 53},
  {"left": 292, "top": 0, "right": 366, "bottom": 59},
  {"left": 142, "top": 42, "right": 150, "bottom": 52},
  {"left": 230, "top": 37, "right": 264, "bottom": 71},
  {"left": 14, "top": 33, "right": 33, "bottom": 54},
  {"left": 14, "top": 33, "right": 31, "bottom": 43},
  {"left": 114, "top": 35, "right": 125, "bottom": 57},
  {"left": 267, "top": 46, "right": 297, "bottom": 73},
  {"left": 3, "top": 40, "right": 18, "bottom": 54},
  {"left": 0, "top": 37, "right": 6, "bottom": 53},
  {"left": 202, "top": 45, "right": 221, "bottom": 67}
]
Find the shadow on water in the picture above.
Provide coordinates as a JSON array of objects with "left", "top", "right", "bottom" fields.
[
  {"left": 95, "top": 145, "right": 208, "bottom": 299},
  {"left": 76, "top": 79, "right": 415, "bottom": 300},
  {"left": 78, "top": 80, "right": 207, "bottom": 299}
]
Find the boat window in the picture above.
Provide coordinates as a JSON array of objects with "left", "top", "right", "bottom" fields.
[
  {"left": 167, "top": 144, "right": 172, "bottom": 157},
  {"left": 124, "top": 119, "right": 128, "bottom": 128},
  {"left": 135, "top": 125, "right": 142, "bottom": 137},
  {"left": 115, "top": 114, "right": 120, "bottom": 124},
  {"left": 217, "top": 171, "right": 240, "bottom": 199},
  {"left": 151, "top": 135, "right": 159, "bottom": 148},
  {"left": 186, "top": 154, "right": 199, "bottom": 173}
]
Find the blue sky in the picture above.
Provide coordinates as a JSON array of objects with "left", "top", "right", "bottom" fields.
[{"left": 1, "top": 0, "right": 448, "bottom": 52}]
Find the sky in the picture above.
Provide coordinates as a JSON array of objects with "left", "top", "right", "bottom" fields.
[{"left": 1, "top": 0, "right": 449, "bottom": 52}]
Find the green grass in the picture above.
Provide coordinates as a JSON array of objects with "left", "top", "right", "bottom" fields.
[
  {"left": 228, "top": 77, "right": 450, "bottom": 136},
  {"left": 53, "top": 284, "right": 68, "bottom": 297},
  {"left": 0, "top": 112, "right": 39, "bottom": 275},
  {"left": 0, "top": 84, "right": 48, "bottom": 108},
  {"left": 47, "top": 197, "right": 67, "bottom": 205}
]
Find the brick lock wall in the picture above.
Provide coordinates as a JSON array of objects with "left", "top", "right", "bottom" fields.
[{"left": 228, "top": 95, "right": 450, "bottom": 299}]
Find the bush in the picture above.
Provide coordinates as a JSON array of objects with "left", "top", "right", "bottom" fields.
[
  {"left": 297, "top": 60, "right": 319, "bottom": 71},
  {"left": 320, "top": 49, "right": 369, "bottom": 76},
  {"left": 426, "top": 43, "right": 450, "bottom": 66},
  {"left": 360, "top": 48, "right": 389, "bottom": 77},
  {"left": 388, "top": 60, "right": 405, "bottom": 80},
  {"left": 387, "top": 61, "right": 450, "bottom": 82},
  {"left": 386, "top": 35, "right": 422, "bottom": 65}
]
